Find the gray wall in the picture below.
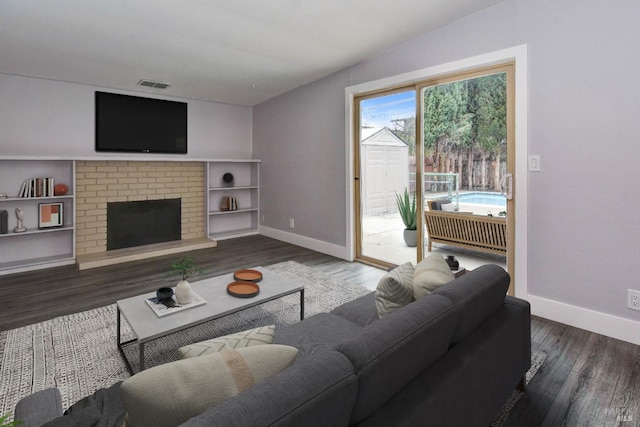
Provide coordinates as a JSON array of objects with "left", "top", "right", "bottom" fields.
[
  {"left": 254, "top": 0, "right": 640, "bottom": 326},
  {"left": 0, "top": 74, "right": 253, "bottom": 158}
]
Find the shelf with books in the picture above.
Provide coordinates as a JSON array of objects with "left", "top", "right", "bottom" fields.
[{"left": 0, "top": 159, "right": 75, "bottom": 274}]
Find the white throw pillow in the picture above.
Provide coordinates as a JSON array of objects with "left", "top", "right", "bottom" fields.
[
  {"left": 413, "top": 254, "right": 455, "bottom": 299},
  {"left": 440, "top": 203, "right": 456, "bottom": 212},
  {"left": 121, "top": 345, "right": 298, "bottom": 427},
  {"left": 177, "top": 325, "right": 276, "bottom": 359},
  {"left": 375, "top": 262, "right": 415, "bottom": 319}
]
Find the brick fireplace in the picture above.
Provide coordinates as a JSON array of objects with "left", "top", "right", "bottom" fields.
[{"left": 75, "top": 160, "right": 206, "bottom": 257}]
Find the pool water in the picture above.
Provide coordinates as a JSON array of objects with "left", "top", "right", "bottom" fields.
[{"left": 457, "top": 192, "right": 506, "bottom": 208}]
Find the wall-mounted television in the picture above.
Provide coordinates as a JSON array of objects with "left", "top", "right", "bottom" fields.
[{"left": 95, "top": 91, "right": 187, "bottom": 154}]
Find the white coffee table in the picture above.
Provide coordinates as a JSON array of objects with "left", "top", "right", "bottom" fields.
[{"left": 116, "top": 267, "right": 304, "bottom": 373}]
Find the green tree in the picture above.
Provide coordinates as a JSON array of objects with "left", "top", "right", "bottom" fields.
[
  {"left": 423, "top": 81, "right": 468, "bottom": 172},
  {"left": 467, "top": 73, "right": 506, "bottom": 190},
  {"left": 423, "top": 73, "right": 506, "bottom": 190}
]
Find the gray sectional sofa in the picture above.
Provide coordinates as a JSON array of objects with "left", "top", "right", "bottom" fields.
[{"left": 15, "top": 263, "right": 531, "bottom": 427}]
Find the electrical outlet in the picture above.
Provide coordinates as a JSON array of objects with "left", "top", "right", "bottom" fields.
[
  {"left": 261, "top": 214, "right": 265, "bottom": 224},
  {"left": 289, "top": 218, "right": 294, "bottom": 229},
  {"left": 628, "top": 289, "right": 640, "bottom": 311}
]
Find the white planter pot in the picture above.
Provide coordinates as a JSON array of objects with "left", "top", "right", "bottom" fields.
[{"left": 175, "top": 280, "right": 192, "bottom": 304}]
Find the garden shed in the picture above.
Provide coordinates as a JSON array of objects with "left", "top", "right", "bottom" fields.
[{"left": 360, "top": 127, "right": 409, "bottom": 216}]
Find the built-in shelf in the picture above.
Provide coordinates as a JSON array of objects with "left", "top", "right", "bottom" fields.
[
  {"left": 209, "top": 185, "right": 258, "bottom": 191},
  {"left": 206, "top": 160, "right": 260, "bottom": 240},
  {"left": 209, "top": 207, "right": 259, "bottom": 215},
  {"left": 0, "top": 224, "right": 74, "bottom": 238},
  {"left": 0, "top": 254, "right": 76, "bottom": 273},
  {"left": 0, "top": 159, "right": 75, "bottom": 275}
]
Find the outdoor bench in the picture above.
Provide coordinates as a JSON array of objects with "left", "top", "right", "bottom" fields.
[{"left": 424, "top": 209, "right": 507, "bottom": 255}]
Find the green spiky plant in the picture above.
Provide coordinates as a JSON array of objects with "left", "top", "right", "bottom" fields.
[
  {"left": 167, "top": 257, "right": 206, "bottom": 281},
  {"left": 395, "top": 188, "right": 417, "bottom": 230},
  {"left": 0, "top": 413, "right": 23, "bottom": 427}
]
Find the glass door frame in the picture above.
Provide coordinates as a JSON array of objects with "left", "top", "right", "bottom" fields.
[
  {"left": 346, "top": 45, "right": 528, "bottom": 298},
  {"left": 352, "top": 63, "right": 516, "bottom": 292},
  {"left": 415, "top": 62, "right": 516, "bottom": 285},
  {"left": 353, "top": 86, "right": 420, "bottom": 269}
]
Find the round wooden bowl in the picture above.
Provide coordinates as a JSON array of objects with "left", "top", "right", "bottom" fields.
[
  {"left": 233, "top": 269, "right": 263, "bottom": 282},
  {"left": 227, "top": 281, "right": 260, "bottom": 298}
]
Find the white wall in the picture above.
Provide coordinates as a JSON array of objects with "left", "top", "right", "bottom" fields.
[
  {"left": 0, "top": 74, "right": 253, "bottom": 159},
  {"left": 254, "top": 0, "right": 640, "bottom": 343}
]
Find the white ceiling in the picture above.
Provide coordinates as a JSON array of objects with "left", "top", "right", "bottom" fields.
[{"left": 0, "top": 0, "right": 501, "bottom": 106}]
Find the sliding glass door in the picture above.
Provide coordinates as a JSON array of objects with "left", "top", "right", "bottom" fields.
[
  {"left": 354, "top": 63, "right": 515, "bottom": 285},
  {"left": 354, "top": 89, "right": 417, "bottom": 268},
  {"left": 418, "top": 64, "right": 515, "bottom": 281}
]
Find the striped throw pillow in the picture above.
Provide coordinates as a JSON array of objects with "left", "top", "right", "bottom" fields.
[{"left": 178, "top": 325, "right": 276, "bottom": 359}]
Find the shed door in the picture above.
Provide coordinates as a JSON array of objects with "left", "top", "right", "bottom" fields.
[{"left": 363, "top": 145, "right": 407, "bottom": 216}]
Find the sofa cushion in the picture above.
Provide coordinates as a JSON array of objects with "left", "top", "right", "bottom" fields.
[
  {"left": 413, "top": 254, "right": 455, "bottom": 299},
  {"left": 337, "top": 294, "right": 458, "bottom": 424},
  {"left": 429, "top": 198, "right": 451, "bottom": 210},
  {"left": 331, "top": 292, "right": 379, "bottom": 327},
  {"left": 374, "top": 262, "right": 415, "bottom": 318},
  {"left": 177, "top": 325, "right": 276, "bottom": 359},
  {"left": 274, "top": 313, "right": 364, "bottom": 360},
  {"left": 181, "top": 350, "right": 358, "bottom": 427},
  {"left": 440, "top": 202, "right": 456, "bottom": 211},
  {"left": 433, "top": 264, "right": 510, "bottom": 344},
  {"left": 120, "top": 345, "right": 298, "bottom": 427}
]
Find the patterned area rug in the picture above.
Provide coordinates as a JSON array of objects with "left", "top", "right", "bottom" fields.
[{"left": 0, "top": 261, "right": 370, "bottom": 416}]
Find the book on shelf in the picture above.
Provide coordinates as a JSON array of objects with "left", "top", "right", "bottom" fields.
[{"left": 18, "top": 177, "right": 55, "bottom": 198}]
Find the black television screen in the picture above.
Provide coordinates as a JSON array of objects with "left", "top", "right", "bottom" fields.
[{"left": 95, "top": 91, "right": 187, "bottom": 154}]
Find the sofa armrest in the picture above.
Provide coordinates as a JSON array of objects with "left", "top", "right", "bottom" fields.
[
  {"left": 14, "top": 388, "right": 63, "bottom": 427},
  {"left": 504, "top": 295, "right": 532, "bottom": 374}
]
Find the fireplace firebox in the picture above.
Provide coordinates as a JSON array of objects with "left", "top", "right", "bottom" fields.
[{"left": 107, "top": 198, "right": 181, "bottom": 250}]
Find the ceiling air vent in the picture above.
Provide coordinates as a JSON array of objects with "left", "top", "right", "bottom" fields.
[{"left": 137, "top": 79, "right": 171, "bottom": 89}]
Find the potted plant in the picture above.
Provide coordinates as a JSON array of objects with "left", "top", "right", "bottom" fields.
[
  {"left": 167, "top": 257, "right": 206, "bottom": 304},
  {"left": 0, "top": 413, "right": 22, "bottom": 427},
  {"left": 395, "top": 188, "right": 417, "bottom": 247}
]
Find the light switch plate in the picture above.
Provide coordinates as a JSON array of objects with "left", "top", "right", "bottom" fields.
[{"left": 528, "top": 155, "right": 541, "bottom": 172}]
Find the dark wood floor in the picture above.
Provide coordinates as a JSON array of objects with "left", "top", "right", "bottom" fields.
[
  {"left": 1, "top": 235, "right": 386, "bottom": 330},
  {"left": 2, "top": 235, "right": 639, "bottom": 426}
]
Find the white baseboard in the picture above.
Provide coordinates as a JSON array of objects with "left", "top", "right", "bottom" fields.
[
  {"left": 529, "top": 295, "right": 640, "bottom": 345},
  {"left": 258, "top": 226, "right": 348, "bottom": 260}
]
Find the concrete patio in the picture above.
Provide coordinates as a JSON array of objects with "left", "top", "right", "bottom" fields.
[{"left": 361, "top": 207, "right": 507, "bottom": 271}]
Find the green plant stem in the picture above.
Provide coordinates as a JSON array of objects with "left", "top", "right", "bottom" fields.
[{"left": 395, "top": 188, "right": 417, "bottom": 230}]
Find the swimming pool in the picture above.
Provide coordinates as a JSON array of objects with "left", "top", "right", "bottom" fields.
[{"left": 457, "top": 192, "right": 506, "bottom": 208}]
